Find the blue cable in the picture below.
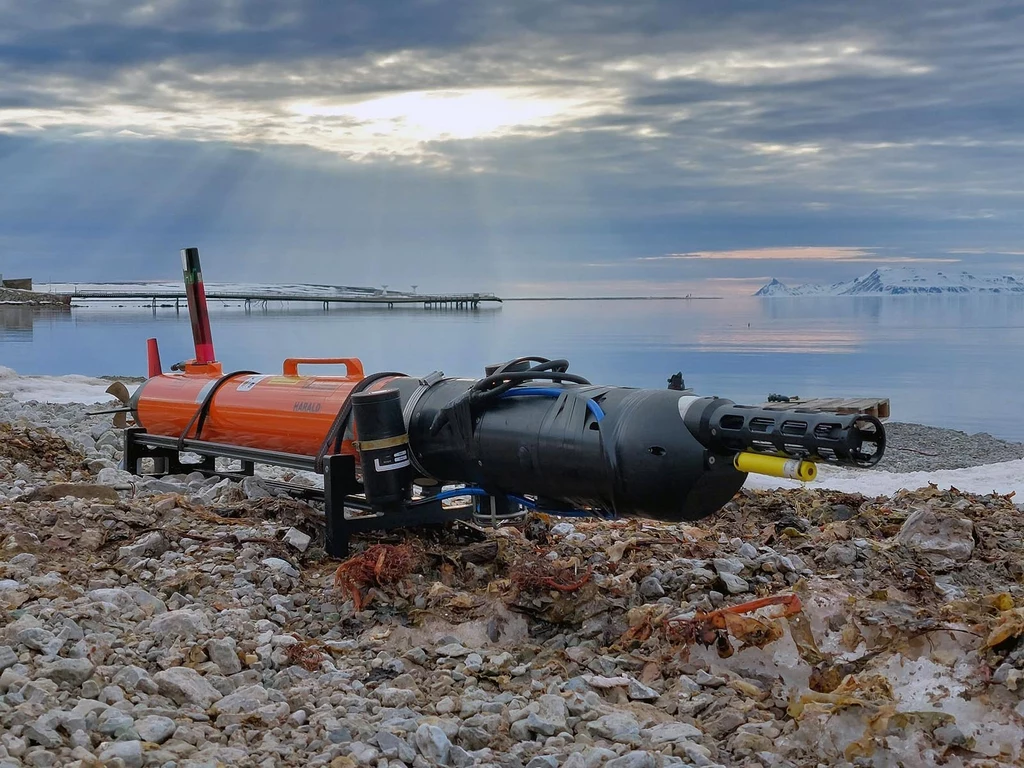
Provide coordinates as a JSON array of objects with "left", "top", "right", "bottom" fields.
[
  {"left": 496, "top": 387, "right": 605, "bottom": 422},
  {"left": 411, "top": 487, "right": 612, "bottom": 519}
]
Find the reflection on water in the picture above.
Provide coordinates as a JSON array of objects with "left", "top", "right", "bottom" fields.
[
  {"left": 2, "top": 297, "right": 1023, "bottom": 440},
  {"left": 1, "top": 306, "right": 77, "bottom": 342}
]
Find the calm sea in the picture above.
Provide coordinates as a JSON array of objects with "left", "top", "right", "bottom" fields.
[{"left": 3, "top": 295, "right": 1023, "bottom": 441}]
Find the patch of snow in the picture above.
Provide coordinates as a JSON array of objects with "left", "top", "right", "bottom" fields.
[
  {"left": 745, "top": 457, "right": 1024, "bottom": 498},
  {"left": 0, "top": 367, "right": 131, "bottom": 405},
  {"left": 755, "top": 267, "right": 1024, "bottom": 297}
]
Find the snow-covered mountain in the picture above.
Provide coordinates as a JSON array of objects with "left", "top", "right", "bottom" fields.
[{"left": 754, "top": 268, "right": 1024, "bottom": 297}]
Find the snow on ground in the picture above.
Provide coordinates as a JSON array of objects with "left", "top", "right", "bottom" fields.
[
  {"left": 745, "top": 457, "right": 1024, "bottom": 499},
  {"left": 0, "top": 367, "right": 127, "bottom": 405}
]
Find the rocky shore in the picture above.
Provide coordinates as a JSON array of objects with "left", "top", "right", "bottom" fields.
[
  {"left": 0, "top": 288, "right": 70, "bottom": 307},
  {"left": 1, "top": 393, "right": 1022, "bottom": 768}
]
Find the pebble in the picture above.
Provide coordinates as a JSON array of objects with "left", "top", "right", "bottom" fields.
[
  {"left": 639, "top": 575, "right": 665, "bottom": 599},
  {"left": 414, "top": 723, "right": 452, "bottom": 764},
  {"left": 718, "top": 572, "right": 750, "bottom": 594}
]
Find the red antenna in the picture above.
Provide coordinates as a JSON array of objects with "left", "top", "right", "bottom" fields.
[{"left": 181, "top": 247, "right": 216, "bottom": 364}]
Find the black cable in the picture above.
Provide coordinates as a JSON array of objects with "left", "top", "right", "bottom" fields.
[
  {"left": 313, "top": 371, "right": 407, "bottom": 473},
  {"left": 177, "top": 371, "right": 260, "bottom": 451}
]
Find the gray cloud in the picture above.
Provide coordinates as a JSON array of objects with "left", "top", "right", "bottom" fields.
[{"left": 2, "top": 0, "right": 1024, "bottom": 290}]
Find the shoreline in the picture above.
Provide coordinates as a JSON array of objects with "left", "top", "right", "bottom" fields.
[{"left": 1, "top": 377, "right": 1022, "bottom": 766}]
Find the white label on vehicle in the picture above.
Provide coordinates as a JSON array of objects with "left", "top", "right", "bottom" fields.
[
  {"left": 237, "top": 375, "right": 270, "bottom": 392},
  {"left": 374, "top": 450, "right": 411, "bottom": 472}
]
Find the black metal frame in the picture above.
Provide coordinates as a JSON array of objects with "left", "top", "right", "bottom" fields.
[{"left": 123, "top": 427, "right": 476, "bottom": 557}]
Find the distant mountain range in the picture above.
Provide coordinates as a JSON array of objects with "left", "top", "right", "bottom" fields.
[{"left": 754, "top": 268, "right": 1024, "bottom": 297}]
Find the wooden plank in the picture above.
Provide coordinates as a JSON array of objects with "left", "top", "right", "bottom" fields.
[{"left": 759, "top": 397, "right": 890, "bottom": 420}]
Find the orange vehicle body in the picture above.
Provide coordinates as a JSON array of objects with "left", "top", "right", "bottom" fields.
[{"left": 134, "top": 357, "right": 398, "bottom": 457}]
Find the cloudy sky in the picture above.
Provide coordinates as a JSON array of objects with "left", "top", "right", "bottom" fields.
[{"left": 3, "top": 0, "right": 1024, "bottom": 296}]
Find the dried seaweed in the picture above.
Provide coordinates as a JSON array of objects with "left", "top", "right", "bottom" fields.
[
  {"left": 333, "top": 543, "right": 423, "bottom": 611},
  {"left": 0, "top": 421, "right": 86, "bottom": 475}
]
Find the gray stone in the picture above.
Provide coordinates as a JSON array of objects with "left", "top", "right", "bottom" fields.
[
  {"left": 583, "top": 748, "right": 619, "bottom": 768},
  {"left": 526, "top": 757, "right": 559, "bottom": 768},
  {"left": 643, "top": 722, "right": 704, "bottom": 745},
  {"left": 639, "top": 576, "right": 665, "bottom": 599},
  {"left": 242, "top": 476, "right": 275, "bottom": 500},
  {"left": 153, "top": 667, "right": 222, "bottom": 708},
  {"left": 206, "top": 638, "right": 242, "bottom": 675},
  {"left": 97, "top": 739, "right": 143, "bottom": 768},
  {"left": 283, "top": 527, "right": 312, "bottom": 552},
  {"left": 627, "top": 679, "right": 659, "bottom": 701},
  {"left": 895, "top": 509, "right": 975, "bottom": 570},
  {"left": 113, "top": 665, "right": 159, "bottom": 694},
  {"left": 261, "top": 557, "right": 300, "bottom": 577},
  {"left": 38, "top": 658, "right": 94, "bottom": 686},
  {"left": 16, "top": 627, "right": 63, "bottom": 655},
  {"left": 606, "top": 752, "right": 657, "bottom": 768},
  {"left": 85, "top": 588, "right": 137, "bottom": 610},
  {"left": 118, "top": 531, "right": 169, "bottom": 559},
  {"left": 214, "top": 683, "right": 268, "bottom": 714},
  {"left": 149, "top": 609, "right": 210, "bottom": 637},
  {"left": 713, "top": 557, "right": 744, "bottom": 575},
  {"left": 96, "top": 467, "right": 134, "bottom": 486},
  {"left": 25, "top": 750, "right": 58, "bottom": 768},
  {"left": 136, "top": 715, "right": 176, "bottom": 744},
  {"left": 414, "top": 723, "right": 451, "bottom": 764},
  {"left": 126, "top": 587, "right": 166, "bottom": 615},
  {"left": 97, "top": 708, "right": 134, "bottom": 735},
  {"left": 377, "top": 731, "right": 416, "bottom": 762},
  {"left": 702, "top": 709, "right": 746, "bottom": 738},
  {"left": 449, "top": 745, "right": 474, "bottom": 768},
  {"left": 376, "top": 686, "right": 417, "bottom": 707},
  {"left": 0, "top": 646, "right": 17, "bottom": 672},
  {"left": 587, "top": 712, "right": 641, "bottom": 745},
  {"left": 718, "top": 572, "right": 749, "bottom": 594},
  {"left": 824, "top": 542, "right": 858, "bottom": 566},
  {"left": 737, "top": 542, "right": 759, "bottom": 559},
  {"left": 23, "top": 723, "right": 62, "bottom": 748}
]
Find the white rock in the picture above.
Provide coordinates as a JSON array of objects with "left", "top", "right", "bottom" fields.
[
  {"left": 895, "top": 509, "right": 975, "bottom": 570},
  {"left": 85, "top": 588, "right": 136, "bottom": 611},
  {"left": 38, "top": 658, "right": 94, "bottom": 686},
  {"left": 95, "top": 467, "right": 134, "bottom": 486},
  {"left": 214, "top": 684, "right": 268, "bottom": 715},
  {"left": 414, "top": 724, "right": 451, "bottom": 765},
  {"left": 98, "top": 740, "right": 143, "bottom": 768},
  {"left": 283, "top": 527, "right": 312, "bottom": 552},
  {"left": 149, "top": 609, "right": 210, "bottom": 637},
  {"left": 206, "top": 637, "right": 242, "bottom": 675},
  {"left": 135, "top": 715, "right": 176, "bottom": 744},
  {"left": 261, "top": 557, "right": 299, "bottom": 577},
  {"left": 153, "top": 667, "right": 222, "bottom": 708}
]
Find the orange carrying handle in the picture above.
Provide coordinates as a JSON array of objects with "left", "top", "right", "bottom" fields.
[{"left": 282, "top": 357, "right": 365, "bottom": 379}]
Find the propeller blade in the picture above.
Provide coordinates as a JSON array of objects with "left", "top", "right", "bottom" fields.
[
  {"left": 106, "top": 381, "right": 131, "bottom": 404},
  {"left": 113, "top": 411, "right": 127, "bottom": 429}
]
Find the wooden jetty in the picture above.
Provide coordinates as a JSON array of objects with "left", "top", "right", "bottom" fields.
[{"left": 65, "top": 290, "right": 502, "bottom": 310}]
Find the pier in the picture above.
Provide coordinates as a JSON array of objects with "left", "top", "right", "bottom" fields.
[{"left": 65, "top": 290, "right": 502, "bottom": 310}]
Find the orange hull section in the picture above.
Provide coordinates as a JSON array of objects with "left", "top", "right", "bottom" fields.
[{"left": 134, "top": 359, "right": 397, "bottom": 457}]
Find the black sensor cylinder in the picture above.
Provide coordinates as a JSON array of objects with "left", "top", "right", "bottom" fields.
[{"left": 352, "top": 389, "right": 412, "bottom": 509}]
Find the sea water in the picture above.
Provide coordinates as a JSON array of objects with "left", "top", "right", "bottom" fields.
[{"left": 2, "top": 295, "right": 1023, "bottom": 441}]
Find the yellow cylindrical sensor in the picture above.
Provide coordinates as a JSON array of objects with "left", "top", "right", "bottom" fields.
[{"left": 734, "top": 452, "right": 817, "bottom": 482}]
